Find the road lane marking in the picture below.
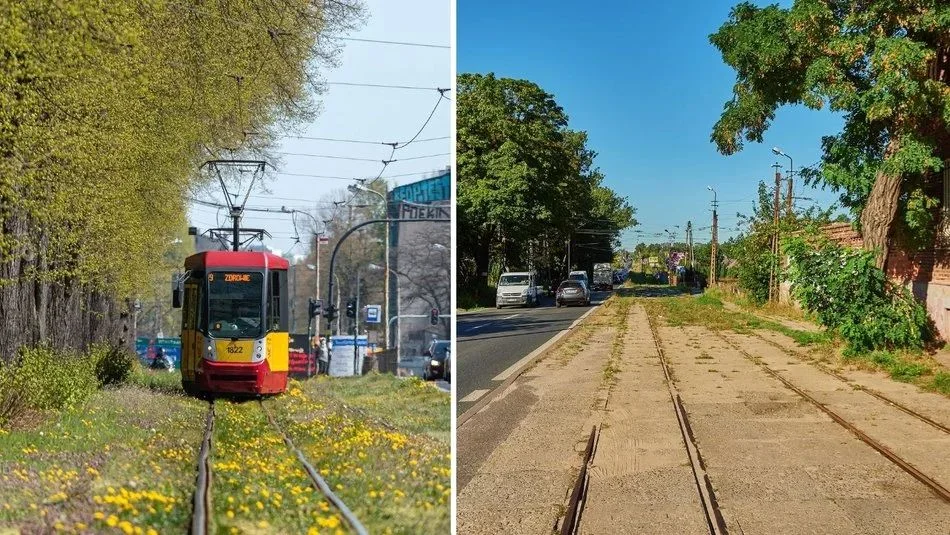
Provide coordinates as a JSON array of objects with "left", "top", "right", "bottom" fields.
[
  {"left": 462, "top": 314, "right": 520, "bottom": 334},
  {"left": 459, "top": 389, "right": 489, "bottom": 403},
  {"left": 491, "top": 307, "right": 598, "bottom": 382}
]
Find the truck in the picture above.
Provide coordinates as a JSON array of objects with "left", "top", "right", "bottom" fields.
[{"left": 592, "top": 263, "right": 614, "bottom": 291}]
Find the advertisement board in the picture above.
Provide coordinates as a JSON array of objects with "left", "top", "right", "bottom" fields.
[{"left": 136, "top": 337, "right": 182, "bottom": 369}]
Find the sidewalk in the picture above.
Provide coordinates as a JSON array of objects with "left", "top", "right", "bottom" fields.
[{"left": 456, "top": 305, "right": 616, "bottom": 534}]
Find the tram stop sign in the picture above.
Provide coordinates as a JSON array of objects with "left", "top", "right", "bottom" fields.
[{"left": 365, "top": 305, "right": 381, "bottom": 324}]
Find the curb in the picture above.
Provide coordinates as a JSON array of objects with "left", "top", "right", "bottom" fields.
[{"left": 458, "top": 305, "right": 601, "bottom": 428}]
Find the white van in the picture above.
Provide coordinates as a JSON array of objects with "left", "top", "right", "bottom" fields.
[
  {"left": 496, "top": 271, "right": 540, "bottom": 308},
  {"left": 568, "top": 270, "right": 589, "bottom": 289}
]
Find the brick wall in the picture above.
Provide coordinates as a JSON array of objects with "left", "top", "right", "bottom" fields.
[{"left": 818, "top": 223, "right": 950, "bottom": 339}]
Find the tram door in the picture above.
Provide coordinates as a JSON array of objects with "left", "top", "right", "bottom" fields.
[{"left": 181, "top": 276, "right": 202, "bottom": 384}]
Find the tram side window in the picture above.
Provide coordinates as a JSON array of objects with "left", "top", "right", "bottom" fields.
[{"left": 267, "top": 271, "right": 281, "bottom": 332}]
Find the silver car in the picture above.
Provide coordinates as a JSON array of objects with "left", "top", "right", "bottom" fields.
[{"left": 555, "top": 280, "right": 590, "bottom": 307}]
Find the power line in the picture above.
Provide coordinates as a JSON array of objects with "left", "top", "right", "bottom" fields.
[
  {"left": 326, "top": 82, "right": 450, "bottom": 92},
  {"left": 275, "top": 151, "right": 448, "bottom": 162},
  {"left": 336, "top": 37, "right": 450, "bottom": 49},
  {"left": 281, "top": 135, "right": 448, "bottom": 145},
  {"left": 271, "top": 169, "right": 447, "bottom": 181}
]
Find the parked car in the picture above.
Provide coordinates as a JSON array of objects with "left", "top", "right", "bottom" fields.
[
  {"left": 423, "top": 339, "right": 451, "bottom": 380},
  {"left": 555, "top": 280, "right": 590, "bottom": 307}
]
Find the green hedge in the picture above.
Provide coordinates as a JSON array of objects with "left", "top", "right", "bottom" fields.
[{"left": 784, "top": 236, "right": 932, "bottom": 353}]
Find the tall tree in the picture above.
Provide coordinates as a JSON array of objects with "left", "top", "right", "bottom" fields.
[
  {"left": 710, "top": 1, "right": 949, "bottom": 268},
  {"left": 457, "top": 73, "right": 635, "bottom": 296}
]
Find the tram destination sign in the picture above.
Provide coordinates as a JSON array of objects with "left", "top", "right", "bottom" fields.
[{"left": 207, "top": 273, "right": 254, "bottom": 283}]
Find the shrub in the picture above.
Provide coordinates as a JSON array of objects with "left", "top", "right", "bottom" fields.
[
  {"left": 91, "top": 343, "right": 137, "bottom": 387},
  {"left": 784, "top": 236, "right": 932, "bottom": 353},
  {"left": 11, "top": 345, "right": 98, "bottom": 412}
]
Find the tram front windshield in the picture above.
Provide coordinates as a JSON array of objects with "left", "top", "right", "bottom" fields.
[{"left": 208, "top": 272, "right": 263, "bottom": 338}]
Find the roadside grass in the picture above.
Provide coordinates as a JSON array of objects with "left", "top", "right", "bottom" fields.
[
  {"left": 303, "top": 373, "right": 450, "bottom": 443},
  {"left": 127, "top": 364, "right": 183, "bottom": 395},
  {"left": 0, "top": 386, "right": 205, "bottom": 534},
  {"left": 270, "top": 379, "right": 450, "bottom": 534}
]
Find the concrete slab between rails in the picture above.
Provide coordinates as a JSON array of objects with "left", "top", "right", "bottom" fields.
[{"left": 457, "top": 305, "right": 600, "bottom": 428}]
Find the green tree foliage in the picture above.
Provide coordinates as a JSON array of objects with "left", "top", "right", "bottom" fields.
[
  {"left": 457, "top": 73, "right": 635, "bottom": 298},
  {"left": 0, "top": 0, "right": 364, "bottom": 360},
  {"left": 710, "top": 1, "right": 949, "bottom": 267},
  {"left": 785, "top": 234, "right": 932, "bottom": 352}
]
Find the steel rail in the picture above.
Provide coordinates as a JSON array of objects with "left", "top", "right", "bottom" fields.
[
  {"left": 752, "top": 332, "right": 950, "bottom": 435},
  {"left": 559, "top": 426, "right": 599, "bottom": 535},
  {"left": 715, "top": 331, "right": 950, "bottom": 504},
  {"left": 647, "top": 315, "right": 729, "bottom": 535},
  {"left": 259, "top": 401, "right": 369, "bottom": 535},
  {"left": 190, "top": 400, "right": 215, "bottom": 535}
]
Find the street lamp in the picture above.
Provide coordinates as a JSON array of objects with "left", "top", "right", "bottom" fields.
[
  {"left": 346, "top": 180, "right": 392, "bottom": 350},
  {"left": 772, "top": 147, "right": 794, "bottom": 214}
]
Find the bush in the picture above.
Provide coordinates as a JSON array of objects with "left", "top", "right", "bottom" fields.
[
  {"left": 10, "top": 346, "right": 98, "bottom": 412},
  {"left": 91, "top": 343, "right": 137, "bottom": 387},
  {"left": 785, "top": 237, "right": 932, "bottom": 353}
]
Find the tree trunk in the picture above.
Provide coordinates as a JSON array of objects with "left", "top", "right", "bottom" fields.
[{"left": 860, "top": 139, "right": 902, "bottom": 270}]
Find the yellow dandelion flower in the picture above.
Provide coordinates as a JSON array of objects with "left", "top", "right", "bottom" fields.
[
  {"left": 226, "top": 510, "right": 234, "bottom": 519},
  {"left": 94, "top": 512, "right": 105, "bottom": 520},
  {"left": 106, "top": 515, "right": 119, "bottom": 527},
  {"left": 255, "top": 501, "right": 264, "bottom": 510}
]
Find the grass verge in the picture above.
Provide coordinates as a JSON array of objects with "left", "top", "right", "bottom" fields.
[
  {"left": 269, "top": 377, "right": 450, "bottom": 534},
  {"left": 0, "top": 386, "right": 205, "bottom": 533}
]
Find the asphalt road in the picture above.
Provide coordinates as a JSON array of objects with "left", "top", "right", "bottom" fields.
[{"left": 456, "top": 292, "right": 609, "bottom": 414}]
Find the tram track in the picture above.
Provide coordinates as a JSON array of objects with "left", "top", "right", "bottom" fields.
[
  {"left": 713, "top": 330, "right": 950, "bottom": 504},
  {"left": 259, "top": 400, "right": 369, "bottom": 535},
  {"left": 187, "top": 398, "right": 368, "bottom": 535},
  {"left": 646, "top": 314, "right": 729, "bottom": 535},
  {"left": 750, "top": 331, "right": 950, "bottom": 435},
  {"left": 190, "top": 401, "right": 215, "bottom": 535}
]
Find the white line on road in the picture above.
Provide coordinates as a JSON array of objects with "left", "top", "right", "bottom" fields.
[
  {"left": 459, "top": 389, "right": 489, "bottom": 403},
  {"left": 462, "top": 314, "right": 520, "bottom": 333},
  {"left": 491, "top": 307, "right": 599, "bottom": 382}
]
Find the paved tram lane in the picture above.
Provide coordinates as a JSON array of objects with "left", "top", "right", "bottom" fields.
[{"left": 456, "top": 292, "right": 610, "bottom": 414}]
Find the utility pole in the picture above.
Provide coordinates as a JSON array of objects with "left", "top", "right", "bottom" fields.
[
  {"left": 769, "top": 162, "right": 782, "bottom": 302},
  {"left": 687, "top": 220, "right": 695, "bottom": 271},
  {"left": 290, "top": 263, "right": 297, "bottom": 333},
  {"left": 708, "top": 187, "right": 719, "bottom": 286},
  {"left": 353, "top": 271, "right": 360, "bottom": 375}
]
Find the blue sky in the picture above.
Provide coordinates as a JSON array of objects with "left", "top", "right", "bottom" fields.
[
  {"left": 188, "top": 0, "right": 450, "bottom": 256},
  {"left": 458, "top": 0, "right": 845, "bottom": 248}
]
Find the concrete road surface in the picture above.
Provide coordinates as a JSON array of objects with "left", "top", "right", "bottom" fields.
[{"left": 456, "top": 291, "right": 609, "bottom": 414}]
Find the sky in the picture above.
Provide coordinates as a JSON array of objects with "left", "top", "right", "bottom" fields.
[
  {"left": 187, "top": 0, "right": 451, "bottom": 257},
  {"left": 458, "top": 0, "right": 845, "bottom": 249}
]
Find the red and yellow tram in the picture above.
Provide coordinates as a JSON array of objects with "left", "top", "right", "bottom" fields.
[{"left": 174, "top": 251, "right": 290, "bottom": 396}]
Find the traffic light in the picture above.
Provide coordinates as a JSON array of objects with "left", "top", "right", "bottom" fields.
[
  {"left": 308, "top": 298, "right": 322, "bottom": 319},
  {"left": 324, "top": 304, "right": 338, "bottom": 322},
  {"left": 430, "top": 308, "right": 439, "bottom": 325},
  {"left": 345, "top": 298, "right": 357, "bottom": 318}
]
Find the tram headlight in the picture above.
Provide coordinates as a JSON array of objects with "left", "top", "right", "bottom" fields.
[{"left": 205, "top": 343, "right": 216, "bottom": 361}]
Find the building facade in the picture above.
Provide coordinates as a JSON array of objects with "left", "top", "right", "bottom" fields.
[{"left": 387, "top": 170, "right": 451, "bottom": 359}]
